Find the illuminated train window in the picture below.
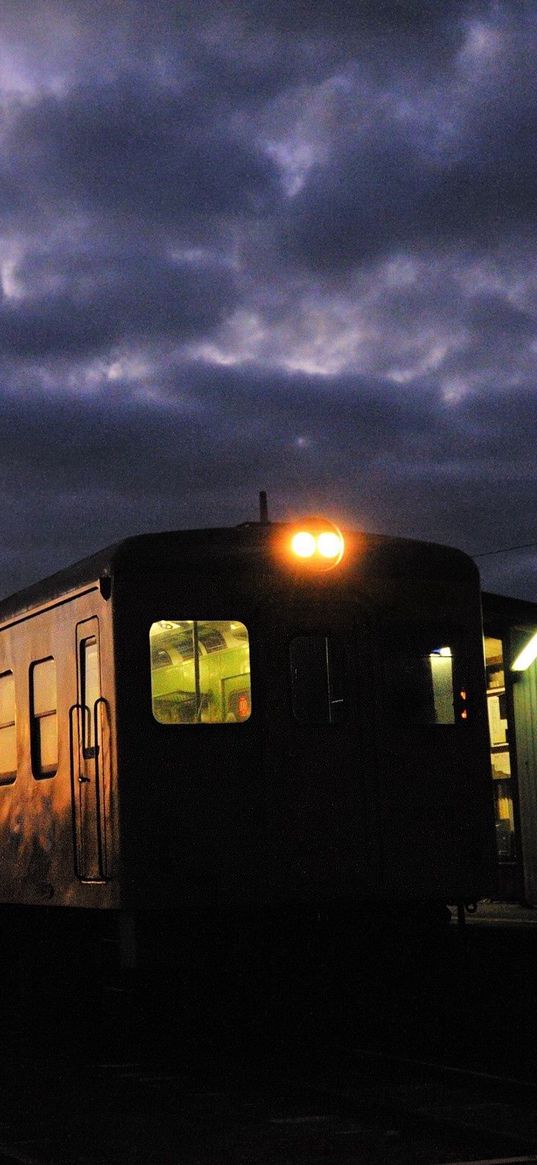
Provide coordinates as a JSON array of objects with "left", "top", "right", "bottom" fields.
[
  {"left": 149, "top": 621, "right": 251, "bottom": 724},
  {"left": 0, "top": 670, "right": 17, "bottom": 784}
]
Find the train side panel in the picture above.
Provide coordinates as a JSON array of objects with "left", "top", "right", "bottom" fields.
[{"left": 0, "top": 585, "right": 119, "bottom": 908}]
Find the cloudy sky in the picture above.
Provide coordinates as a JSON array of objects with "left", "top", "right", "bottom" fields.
[{"left": 1, "top": 0, "right": 537, "bottom": 600}]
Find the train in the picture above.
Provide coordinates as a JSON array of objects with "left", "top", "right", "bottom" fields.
[{"left": 0, "top": 512, "right": 496, "bottom": 970}]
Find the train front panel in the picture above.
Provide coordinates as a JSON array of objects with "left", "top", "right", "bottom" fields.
[{"left": 111, "top": 525, "right": 495, "bottom": 914}]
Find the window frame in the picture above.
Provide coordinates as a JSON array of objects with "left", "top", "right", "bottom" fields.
[
  {"left": 79, "top": 634, "right": 100, "bottom": 759},
  {"left": 289, "top": 632, "right": 348, "bottom": 725},
  {"left": 149, "top": 619, "right": 252, "bottom": 726},
  {"left": 30, "top": 656, "right": 59, "bottom": 779},
  {"left": 0, "top": 669, "right": 17, "bottom": 785},
  {"left": 381, "top": 625, "right": 468, "bottom": 728}
]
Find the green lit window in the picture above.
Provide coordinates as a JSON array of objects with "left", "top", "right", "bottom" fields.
[
  {"left": 30, "top": 658, "right": 58, "bottom": 777},
  {"left": 149, "top": 621, "right": 251, "bottom": 724},
  {"left": 0, "top": 671, "right": 17, "bottom": 783}
]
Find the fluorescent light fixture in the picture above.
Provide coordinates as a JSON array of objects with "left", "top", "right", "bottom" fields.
[{"left": 512, "top": 631, "right": 537, "bottom": 671}]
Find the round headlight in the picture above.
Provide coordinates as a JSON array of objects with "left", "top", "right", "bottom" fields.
[
  {"left": 291, "top": 531, "right": 317, "bottom": 558},
  {"left": 288, "top": 519, "right": 345, "bottom": 569},
  {"left": 317, "top": 531, "right": 342, "bottom": 559}
]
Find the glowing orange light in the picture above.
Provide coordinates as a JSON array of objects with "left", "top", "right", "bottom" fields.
[
  {"left": 317, "top": 531, "right": 342, "bottom": 559},
  {"left": 291, "top": 531, "right": 316, "bottom": 558},
  {"left": 289, "top": 520, "right": 345, "bottom": 569}
]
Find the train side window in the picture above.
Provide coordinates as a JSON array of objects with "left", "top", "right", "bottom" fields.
[
  {"left": 30, "top": 658, "right": 58, "bottom": 778},
  {"left": 290, "top": 635, "right": 347, "bottom": 724},
  {"left": 80, "top": 636, "right": 99, "bottom": 755},
  {"left": 149, "top": 620, "right": 251, "bottom": 724},
  {"left": 0, "top": 671, "right": 17, "bottom": 784},
  {"left": 386, "top": 641, "right": 458, "bottom": 725}
]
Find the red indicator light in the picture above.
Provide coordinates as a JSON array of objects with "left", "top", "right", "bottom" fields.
[{"left": 237, "top": 693, "right": 250, "bottom": 719}]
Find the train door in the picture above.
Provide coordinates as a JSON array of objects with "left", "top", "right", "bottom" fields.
[
  {"left": 259, "top": 601, "right": 378, "bottom": 899},
  {"left": 70, "top": 618, "right": 109, "bottom": 881}
]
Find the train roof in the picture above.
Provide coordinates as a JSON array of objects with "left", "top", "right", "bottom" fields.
[{"left": 0, "top": 522, "right": 479, "bottom": 623}]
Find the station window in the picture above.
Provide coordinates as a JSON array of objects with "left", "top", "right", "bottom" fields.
[
  {"left": 30, "top": 658, "right": 58, "bottom": 778},
  {"left": 386, "top": 638, "right": 458, "bottom": 725},
  {"left": 149, "top": 621, "right": 251, "bottom": 724},
  {"left": 290, "top": 635, "right": 347, "bottom": 724},
  {"left": 0, "top": 671, "right": 17, "bottom": 784},
  {"left": 485, "top": 635, "right": 516, "bottom": 865}
]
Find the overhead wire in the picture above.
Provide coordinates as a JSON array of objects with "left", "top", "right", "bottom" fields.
[{"left": 473, "top": 541, "right": 537, "bottom": 559}]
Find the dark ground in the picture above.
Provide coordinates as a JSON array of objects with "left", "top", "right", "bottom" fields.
[{"left": 2, "top": 903, "right": 537, "bottom": 1162}]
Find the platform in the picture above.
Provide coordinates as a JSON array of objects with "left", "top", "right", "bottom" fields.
[{"left": 459, "top": 900, "right": 537, "bottom": 927}]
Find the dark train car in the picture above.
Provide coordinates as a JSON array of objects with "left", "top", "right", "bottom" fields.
[{"left": 0, "top": 517, "right": 495, "bottom": 965}]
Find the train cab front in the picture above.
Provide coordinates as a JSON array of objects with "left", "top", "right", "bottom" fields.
[{"left": 111, "top": 518, "right": 494, "bottom": 933}]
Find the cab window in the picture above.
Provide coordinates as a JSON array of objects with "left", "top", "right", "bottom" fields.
[
  {"left": 149, "top": 620, "right": 251, "bottom": 724},
  {"left": 290, "top": 635, "right": 347, "bottom": 724},
  {"left": 385, "top": 637, "right": 461, "bottom": 725}
]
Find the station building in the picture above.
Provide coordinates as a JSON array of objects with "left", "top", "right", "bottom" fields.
[{"left": 482, "top": 592, "right": 537, "bottom": 904}]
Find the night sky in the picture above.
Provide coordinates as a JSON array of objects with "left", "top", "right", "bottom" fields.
[{"left": 1, "top": 1, "right": 537, "bottom": 600}]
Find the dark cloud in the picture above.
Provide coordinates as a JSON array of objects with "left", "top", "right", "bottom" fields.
[
  {"left": 3, "top": 78, "right": 279, "bottom": 234},
  {"left": 0, "top": 0, "right": 536, "bottom": 602},
  {"left": 1, "top": 365, "right": 536, "bottom": 593},
  {"left": 282, "top": 95, "right": 537, "bottom": 273},
  {"left": 272, "top": 6, "right": 537, "bottom": 271},
  {"left": 0, "top": 250, "right": 237, "bottom": 357}
]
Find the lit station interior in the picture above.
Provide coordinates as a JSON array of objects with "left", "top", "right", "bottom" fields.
[{"left": 483, "top": 593, "right": 537, "bottom": 904}]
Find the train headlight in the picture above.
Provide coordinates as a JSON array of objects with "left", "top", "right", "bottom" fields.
[
  {"left": 291, "top": 531, "right": 317, "bottom": 558},
  {"left": 317, "top": 531, "right": 342, "bottom": 559},
  {"left": 288, "top": 519, "right": 345, "bottom": 569}
]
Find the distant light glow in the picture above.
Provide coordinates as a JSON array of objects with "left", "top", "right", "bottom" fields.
[{"left": 512, "top": 632, "right": 537, "bottom": 672}]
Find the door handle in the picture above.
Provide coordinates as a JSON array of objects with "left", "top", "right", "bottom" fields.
[{"left": 78, "top": 774, "right": 90, "bottom": 784}]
